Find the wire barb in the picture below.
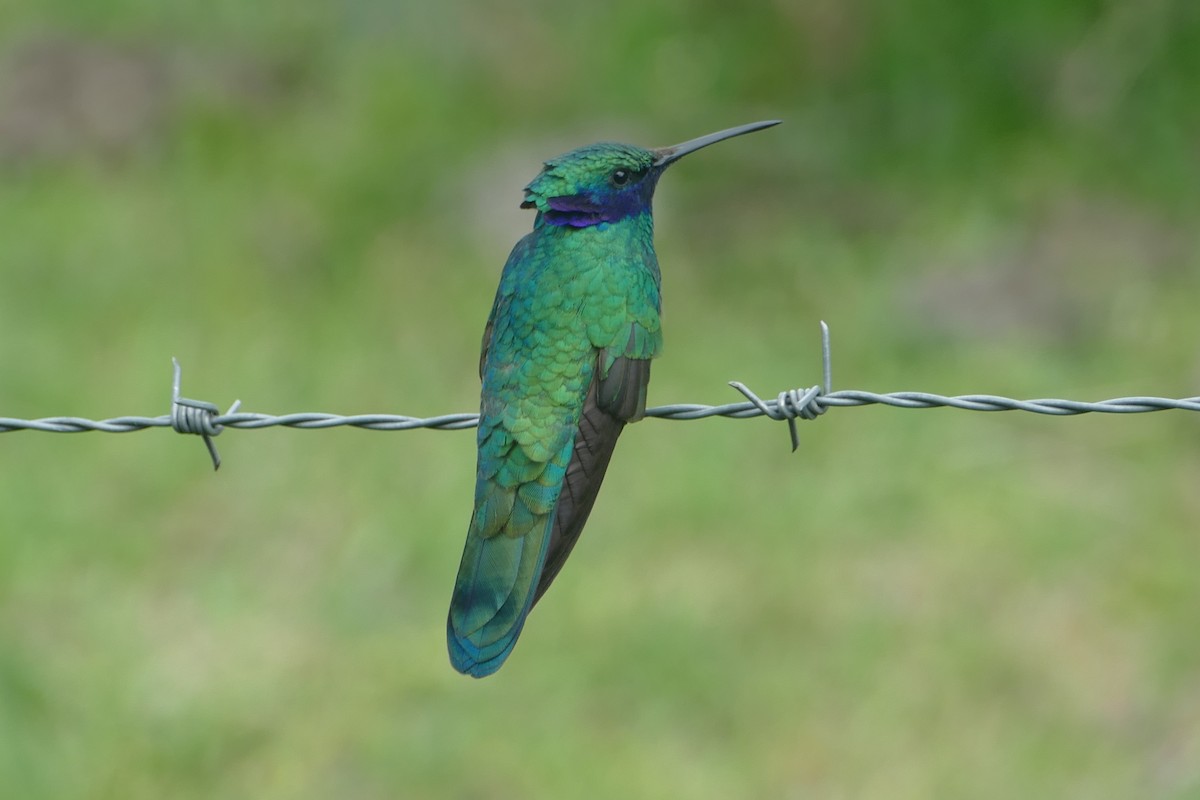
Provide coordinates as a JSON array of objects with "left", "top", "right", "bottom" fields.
[
  {"left": 728, "top": 320, "right": 833, "bottom": 451},
  {"left": 170, "top": 358, "right": 241, "bottom": 470}
]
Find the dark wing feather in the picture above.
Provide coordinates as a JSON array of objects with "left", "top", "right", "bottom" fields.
[
  {"left": 597, "top": 347, "right": 652, "bottom": 422},
  {"left": 531, "top": 350, "right": 651, "bottom": 605},
  {"left": 479, "top": 318, "right": 494, "bottom": 379}
]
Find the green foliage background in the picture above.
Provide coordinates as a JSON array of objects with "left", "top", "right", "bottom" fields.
[{"left": 1, "top": 2, "right": 1198, "bottom": 797}]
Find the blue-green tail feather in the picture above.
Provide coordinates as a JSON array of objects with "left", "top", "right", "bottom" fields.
[
  {"left": 447, "top": 436, "right": 572, "bottom": 678},
  {"left": 446, "top": 509, "right": 553, "bottom": 677}
]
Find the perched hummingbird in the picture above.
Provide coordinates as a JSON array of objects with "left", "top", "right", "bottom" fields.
[{"left": 448, "top": 120, "right": 780, "bottom": 677}]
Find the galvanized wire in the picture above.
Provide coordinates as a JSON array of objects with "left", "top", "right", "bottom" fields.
[{"left": 2, "top": 323, "right": 1196, "bottom": 469}]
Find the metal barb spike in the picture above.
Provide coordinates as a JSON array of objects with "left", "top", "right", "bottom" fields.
[{"left": 820, "top": 320, "right": 832, "bottom": 395}]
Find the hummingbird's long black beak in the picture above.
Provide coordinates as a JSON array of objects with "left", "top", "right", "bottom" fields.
[{"left": 652, "top": 120, "right": 781, "bottom": 168}]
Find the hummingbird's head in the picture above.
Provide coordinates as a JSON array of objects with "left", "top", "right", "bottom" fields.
[
  {"left": 521, "top": 120, "right": 781, "bottom": 229},
  {"left": 521, "top": 143, "right": 658, "bottom": 228}
]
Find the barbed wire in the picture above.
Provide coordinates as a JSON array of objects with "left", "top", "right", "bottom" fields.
[{"left": 2, "top": 323, "right": 1196, "bottom": 469}]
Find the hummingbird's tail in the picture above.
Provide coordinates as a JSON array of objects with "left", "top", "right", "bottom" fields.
[{"left": 447, "top": 432, "right": 571, "bottom": 678}]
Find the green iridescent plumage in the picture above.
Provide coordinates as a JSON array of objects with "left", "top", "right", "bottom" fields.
[{"left": 448, "top": 121, "right": 780, "bottom": 677}]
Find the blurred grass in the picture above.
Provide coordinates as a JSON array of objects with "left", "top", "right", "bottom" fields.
[{"left": 1, "top": 1, "right": 1199, "bottom": 798}]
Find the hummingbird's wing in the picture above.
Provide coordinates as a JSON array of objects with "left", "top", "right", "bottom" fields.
[
  {"left": 448, "top": 330, "right": 654, "bottom": 676},
  {"left": 532, "top": 329, "right": 652, "bottom": 604}
]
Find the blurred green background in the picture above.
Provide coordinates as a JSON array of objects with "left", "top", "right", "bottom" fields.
[{"left": 1, "top": 1, "right": 1198, "bottom": 797}]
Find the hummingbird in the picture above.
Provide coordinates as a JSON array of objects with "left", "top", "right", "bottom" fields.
[{"left": 448, "top": 120, "right": 781, "bottom": 677}]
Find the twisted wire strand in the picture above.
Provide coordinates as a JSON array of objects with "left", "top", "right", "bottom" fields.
[
  {"left": 4, "top": 393, "right": 1196, "bottom": 436},
  {"left": 2, "top": 322, "right": 1196, "bottom": 469}
]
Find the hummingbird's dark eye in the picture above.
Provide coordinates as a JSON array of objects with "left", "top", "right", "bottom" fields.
[{"left": 611, "top": 169, "right": 630, "bottom": 186}]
